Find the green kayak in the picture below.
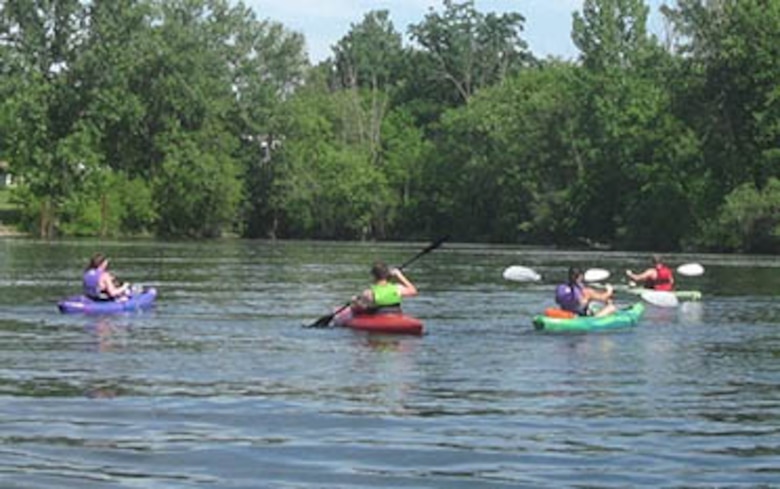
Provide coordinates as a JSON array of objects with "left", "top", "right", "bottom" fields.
[
  {"left": 533, "top": 303, "right": 645, "bottom": 333},
  {"left": 623, "top": 286, "right": 702, "bottom": 301}
]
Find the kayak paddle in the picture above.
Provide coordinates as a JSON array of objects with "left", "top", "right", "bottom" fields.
[
  {"left": 303, "top": 236, "right": 449, "bottom": 329},
  {"left": 502, "top": 266, "right": 610, "bottom": 283},
  {"left": 639, "top": 289, "right": 679, "bottom": 308},
  {"left": 584, "top": 268, "right": 610, "bottom": 283},
  {"left": 502, "top": 266, "right": 542, "bottom": 282},
  {"left": 677, "top": 263, "right": 705, "bottom": 277}
]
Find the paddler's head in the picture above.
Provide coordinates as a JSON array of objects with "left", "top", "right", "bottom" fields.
[
  {"left": 651, "top": 254, "right": 663, "bottom": 265},
  {"left": 371, "top": 261, "right": 391, "bottom": 282},
  {"left": 568, "top": 266, "right": 584, "bottom": 285},
  {"left": 87, "top": 253, "right": 109, "bottom": 271}
]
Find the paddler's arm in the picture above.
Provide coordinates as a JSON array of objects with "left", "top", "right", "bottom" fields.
[
  {"left": 584, "top": 284, "right": 613, "bottom": 303},
  {"left": 102, "top": 273, "right": 129, "bottom": 298},
  {"left": 352, "top": 289, "right": 373, "bottom": 309},
  {"left": 392, "top": 269, "right": 417, "bottom": 297},
  {"left": 626, "top": 268, "right": 656, "bottom": 283},
  {"left": 107, "top": 281, "right": 130, "bottom": 298}
]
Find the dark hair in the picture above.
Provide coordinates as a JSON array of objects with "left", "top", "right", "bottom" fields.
[
  {"left": 371, "top": 261, "right": 391, "bottom": 281},
  {"left": 86, "top": 253, "right": 107, "bottom": 271},
  {"left": 568, "top": 266, "right": 584, "bottom": 285}
]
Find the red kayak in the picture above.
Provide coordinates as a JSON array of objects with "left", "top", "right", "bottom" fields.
[{"left": 333, "top": 308, "right": 424, "bottom": 335}]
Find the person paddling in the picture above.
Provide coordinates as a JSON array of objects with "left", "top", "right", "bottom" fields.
[
  {"left": 555, "top": 266, "right": 616, "bottom": 317},
  {"left": 83, "top": 253, "right": 130, "bottom": 301},
  {"left": 352, "top": 261, "right": 418, "bottom": 314},
  {"left": 626, "top": 255, "right": 674, "bottom": 291}
]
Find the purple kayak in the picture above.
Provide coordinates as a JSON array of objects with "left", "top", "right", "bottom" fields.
[{"left": 58, "top": 288, "right": 158, "bottom": 314}]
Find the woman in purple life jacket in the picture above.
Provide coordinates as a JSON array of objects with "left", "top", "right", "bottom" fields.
[
  {"left": 83, "top": 253, "right": 130, "bottom": 301},
  {"left": 555, "top": 266, "right": 616, "bottom": 317}
]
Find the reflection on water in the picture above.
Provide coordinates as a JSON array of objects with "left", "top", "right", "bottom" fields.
[
  {"left": 1, "top": 239, "right": 779, "bottom": 488},
  {"left": 85, "top": 317, "right": 133, "bottom": 353},
  {"left": 679, "top": 301, "right": 705, "bottom": 324}
]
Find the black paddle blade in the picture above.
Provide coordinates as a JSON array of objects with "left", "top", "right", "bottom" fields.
[
  {"left": 304, "top": 313, "right": 335, "bottom": 328},
  {"left": 303, "top": 302, "right": 350, "bottom": 329}
]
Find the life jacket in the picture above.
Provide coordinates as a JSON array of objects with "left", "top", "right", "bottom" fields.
[
  {"left": 369, "top": 283, "right": 402, "bottom": 312},
  {"left": 83, "top": 268, "right": 104, "bottom": 299},
  {"left": 555, "top": 283, "right": 586, "bottom": 316},
  {"left": 651, "top": 264, "right": 674, "bottom": 291},
  {"left": 353, "top": 283, "right": 401, "bottom": 314}
]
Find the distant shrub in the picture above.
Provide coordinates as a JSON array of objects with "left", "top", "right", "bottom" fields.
[{"left": 698, "top": 178, "right": 780, "bottom": 253}]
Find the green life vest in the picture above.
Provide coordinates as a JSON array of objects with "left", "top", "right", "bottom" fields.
[{"left": 371, "top": 283, "right": 402, "bottom": 308}]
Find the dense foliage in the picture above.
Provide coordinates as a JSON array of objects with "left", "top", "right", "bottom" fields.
[{"left": 1, "top": 0, "right": 778, "bottom": 252}]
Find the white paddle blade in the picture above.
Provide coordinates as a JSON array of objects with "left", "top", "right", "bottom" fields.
[
  {"left": 584, "top": 268, "right": 610, "bottom": 283},
  {"left": 502, "top": 266, "right": 542, "bottom": 282},
  {"left": 677, "top": 263, "right": 705, "bottom": 277},
  {"left": 641, "top": 290, "right": 679, "bottom": 308}
]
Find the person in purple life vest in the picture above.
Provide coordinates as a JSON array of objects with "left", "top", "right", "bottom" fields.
[
  {"left": 83, "top": 253, "right": 130, "bottom": 301},
  {"left": 555, "top": 266, "right": 616, "bottom": 317}
]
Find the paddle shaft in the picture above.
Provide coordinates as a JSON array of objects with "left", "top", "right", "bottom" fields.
[
  {"left": 304, "top": 236, "right": 448, "bottom": 328},
  {"left": 396, "top": 236, "right": 449, "bottom": 271}
]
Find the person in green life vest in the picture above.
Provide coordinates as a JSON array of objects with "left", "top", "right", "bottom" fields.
[{"left": 352, "top": 261, "right": 418, "bottom": 313}]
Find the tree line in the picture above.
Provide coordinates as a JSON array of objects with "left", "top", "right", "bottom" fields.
[{"left": 1, "top": 0, "right": 779, "bottom": 252}]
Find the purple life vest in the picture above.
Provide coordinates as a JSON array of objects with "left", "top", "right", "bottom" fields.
[
  {"left": 555, "top": 283, "right": 586, "bottom": 315},
  {"left": 83, "top": 269, "right": 103, "bottom": 299}
]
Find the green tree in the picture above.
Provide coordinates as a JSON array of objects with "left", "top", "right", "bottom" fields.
[
  {"left": 325, "top": 11, "right": 404, "bottom": 168},
  {"left": 568, "top": 0, "right": 700, "bottom": 250},
  {"left": 221, "top": 3, "right": 307, "bottom": 238},
  {"left": 270, "top": 82, "right": 393, "bottom": 239},
  {"left": 570, "top": 0, "right": 651, "bottom": 244},
  {"left": 698, "top": 178, "right": 780, "bottom": 253},
  {"left": 332, "top": 10, "right": 403, "bottom": 91},
  {"left": 422, "top": 62, "right": 584, "bottom": 242},
  {"left": 2, "top": 0, "right": 305, "bottom": 238},
  {"left": 153, "top": 123, "right": 241, "bottom": 237},
  {"left": 378, "top": 109, "right": 430, "bottom": 237},
  {"left": 0, "top": 0, "right": 90, "bottom": 236},
  {"left": 408, "top": 0, "right": 530, "bottom": 105},
  {"left": 670, "top": 0, "right": 780, "bottom": 217}
]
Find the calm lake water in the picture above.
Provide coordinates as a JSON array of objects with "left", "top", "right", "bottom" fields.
[{"left": 1, "top": 238, "right": 779, "bottom": 488}]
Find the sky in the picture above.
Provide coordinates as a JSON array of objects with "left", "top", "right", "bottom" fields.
[{"left": 244, "top": 0, "right": 667, "bottom": 63}]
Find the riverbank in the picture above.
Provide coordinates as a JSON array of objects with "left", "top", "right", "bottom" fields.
[{"left": 0, "top": 224, "right": 25, "bottom": 237}]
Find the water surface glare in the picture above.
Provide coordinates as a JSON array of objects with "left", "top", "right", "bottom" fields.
[{"left": 1, "top": 239, "right": 779, "bottom": 488}]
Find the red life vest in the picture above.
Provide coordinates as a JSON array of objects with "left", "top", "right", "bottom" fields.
[{"left": 653, "top": 264, "right": 674, "bottom": 291}]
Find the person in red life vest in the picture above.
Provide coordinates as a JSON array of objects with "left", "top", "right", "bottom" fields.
[
  {"left": 626, "top": 255, "right": 675, "bottom": 291},
  {"left": 352, "top": 261, "right": 418, "bottom": 313}
]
